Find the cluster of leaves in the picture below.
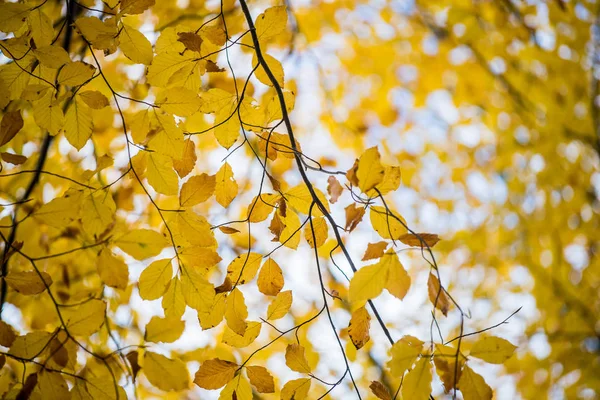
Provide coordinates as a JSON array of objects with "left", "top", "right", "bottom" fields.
[{"left": 8, "top": 0, "right": 592, "bottom": 399}]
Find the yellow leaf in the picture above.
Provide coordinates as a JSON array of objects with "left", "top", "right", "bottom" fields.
[
  {"left": 162, "top": 277, "right": 186, "bottom": 319},
  {"left": 227, "top": 252, "right": 263, "bottom": 285},
  {"left": 149, "top": 112, "right": 184, "bottom": 158},
  {"left": 469, "top": 336, "right": 517, "bottom": 364},
  {"left": 21, "top": 84, "right": 50, "bottom": 101},
  {"left": 173, "top": 138, "right": 197, "bottom": 178},
  {"left": 255, "top": 6, "right": 288, "bottom": 45},
  {"left": 349, "top": 260, "right": 389, "bottom": 304},
  {"left": 79, "top": 90, "right": 109, "bottom": 109},
  {"left": 37, "top": 370, "right": 69, "bottom": 400},
  {"left": 33, "top": 45, "right": 71, "bottom": 69},
  {"left": 147, "top": 51, "right": 197, "bottom": 87},
  {"left": 8, "top": 331, "right": 53, "bottom": 359},
  {"left": 97, "top": 248, "right": 129, "bottom": 290},
  {"left": 119, "top": 24, "right": 153, "bottom": 65},
  {"left": 280, "top": 209, "right": 302, "bottom": 250},
  {"left": 369, "top": 381, "right": 392, "bottom": 400},
  {"left": 348, "top": 306, "right": 371, "bottom": 350},
  {"left": 225, "top": 287, "right": 248, "bottom": 336},
  {"left": 305, "top": 216, "right": 328, "bottom": 248},
  {"left": 387, "top": 335, "right": 423, "bottom": 377},
  {"left": 458, "top": 364, "right": 492, "bottom": 400},
  {"left": 85, "top": 377, "right": 128, "bottom": 400},
  {"left": 219, "top": 374, "right": 253, "bottom": 400},
  {"left": 156, "top": 87, "right": 202, "bottom": 117},
  {"left": 198, "top": 292, "right": 226, "bottom": 330},
  {"left": 57, "top": 61, "right": 96, "bottom": 86},
  {"left": 0, "top": 110, "right": 23, "bottom": 146},
  {"left": 64, "top": 99, "right": 93, "bottom": 150},
  {"left": 62, "top": 299, "right": 106, "bottom": 336},
  {"left": 130, "top": 109, "right": 150, "bottom": 143},
  {"left": 146, "top": 152, "right": 179, "bottom": 195},
  {"left": 33, "top": 91, "right": 65, "bottom": 135},
  {"left": 179, "top": 173, "right": 216, "bottom": 206},
  {"left": 171, "top": 210, "right": 216, "bottom": 248},
  {"left": 285, "top": 184, "right": 329, "bottom": 215},
  {"left": 285, "top": 343, "right": 311, "bottom": 373},
  {"left": 145, "top": 316, "right": 185, "bottom": 343},
  {"left": 281, "top": 378, "right": 311, "bottom": 400},
  {"left": 35, "top": 195, "right": 80, "bottom": 228},
  {"left": 27, "top": 9, "right": 53, "bottom": 47},
  {"left": 222, "top": 320, "right": 261, "bottom": 348},
  {"left": 383, "top": 251, "right": 411, "bottom": 300},
  {"left": 362, "top": 241, "right": 388, "bottom": 261},
  {"left": 180, "top": 268, "right": 215, "bottom": 312},
  {"left": 213, "top": 105, "right": 240, "bottom": 149},
  {"left": 0, "top": 321, "right": 17, "bottom": 347},
  {"left": 257, "top": 258, "right": 284, "bottom": 296},
  {"left": 246, "top": 365, "right": 275, "bottom": 393},
  {"left": 81, "top": 191, "right": 114, "bottom": 237},
  {"left": 120, "top": 0, "right": 155, "bottom": 15},
  {"left": 253, "top": 53, "right": 284, "bottom": 87},
  {"left": 215, "top": 162, "right": 238, "bottom": 207},
  {"left": 179, "top": 245, "right": 222, "bottom": 271},
  {"left": 5, "top": 270, "right": 52, "bottom": 295},
  {"left": 357, "top": 147, "right": 385, "bottom": 193},
  {"left": 246, "top": 193, "right": 278, "bottom": 223},
  {"left": 427, "top": 273, "right": 450, "bottom": 317},
  {"left": 138, "top": 258, "right": 173, "bottom": 300},
  {"left": 144, "top": 351, "right": 190, "bottom": 391},
  {"left": 74, "top": 16, "right": 118, "bottom": 52},
  {"left": 401, "top": 357, "right": 432, "bottom": 400},
  {"left": 116, "top": 229, "right": 168, "bottom": 260},
  {"left": 266, "top": 290, "right": 292, "bottom": 320},
  {"left": 369, "top": 206, "right": 408, "bottom": 240},
  {"left": 369, "top": 165, "right": 401, "bottom": 195},
  {"left": 194, "top": 358, "right": 238, "bottom": 389},
  {"left": 0, "top": 3, "right": 30, "bottom": 33}
]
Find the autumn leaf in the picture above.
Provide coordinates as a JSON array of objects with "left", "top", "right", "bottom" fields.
[
  {"left": 285, "top": 343, "right": 311, "bottom": 373},
  {"left": 247, "top": 365, "right": 275, "bottom": 393},
  {"left": 369, "top": 381, "right": 392, "bottom": 400},
  {"left": 266, "top": 290, "right": 292, "bottom": 320},
  {"left": 194, "top": 358, "right": 238, "bottom": 389},
  {"left": 399, "top": 233, "right": 440, "bottom": 248},
  {"left": 144, "top": 352, "right": 189, "bottom": 391},
  {"left": 427, "top": 273, "right": 450, "bottom": 317},
  {"left": 348, "top": 306, "right": 371, "bottom": 349},
  {"left": 0, "top": 110, "right": 23, "bottom": 146},
  {"left": 362, "top": 241, "right": 388, "bottom": 261},
  {"left": 5, "top": 271, "right": 52, "bottom": 295},
  {"left": 469, "top": 336, "right": 517, "bottom": 364},
  {"left": 257, "top": 257, "right": 284, "bottom": 296}
]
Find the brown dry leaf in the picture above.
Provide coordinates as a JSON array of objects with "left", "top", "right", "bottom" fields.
[
  {"left": 1, "top": 152, "right": 27, "bottom": 165},
  {"left": 369, "top": 381, "right": 392, "bottom": 400},
  {"left": 344, "top": 203, "right": 365, "bottom": 232},
  {"left": 327, "top": 176, "right": 343, "bottom": 203},
  {"left": 219, "top": 226, "right": 240, "bottom": 234},
  {"left": 361, "top": 241, "right": 388, "bottom": 261},
  {"left": 399, "top": 233, "right": 440, "bottom": 248},
  {"left": 427, "top": 273, "right": 450, "bottom": 316},
  {"left": 177, "top": 32, "right": 203, "bottom": 52}
]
